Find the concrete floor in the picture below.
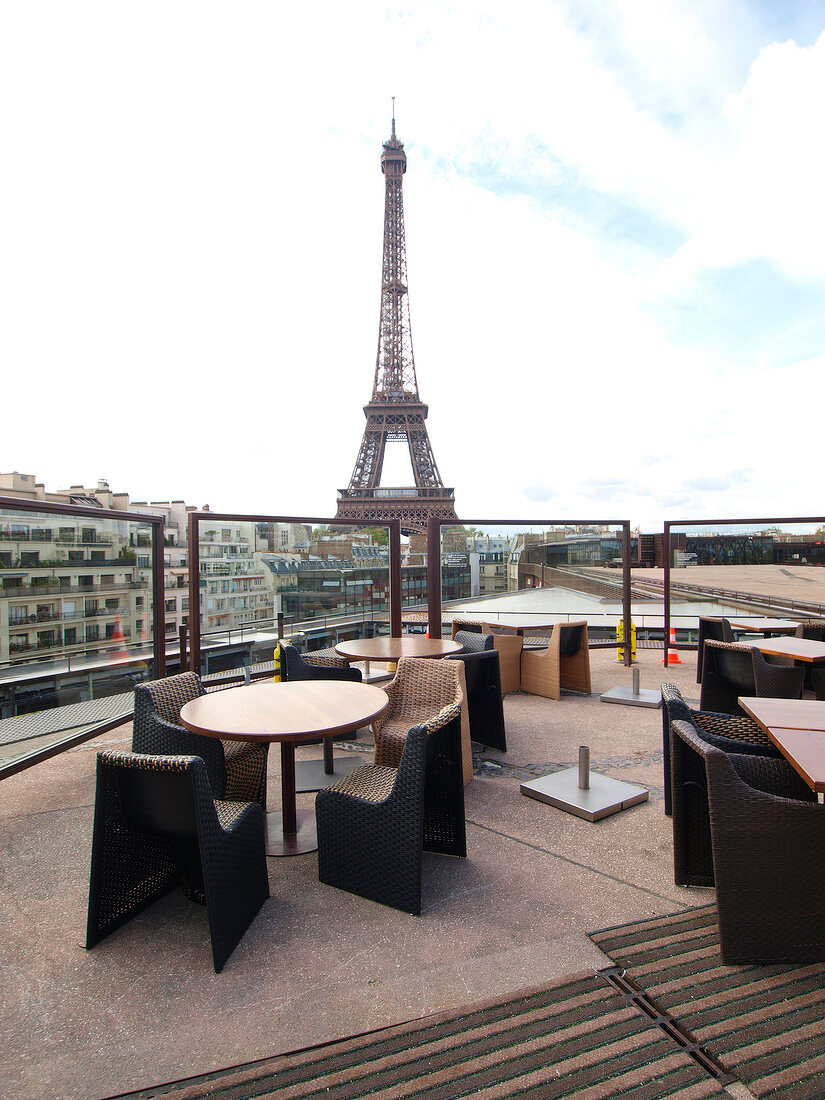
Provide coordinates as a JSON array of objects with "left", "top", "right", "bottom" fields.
[{"left": 1, "top": 646, "right": 703, "bottom": 1100}]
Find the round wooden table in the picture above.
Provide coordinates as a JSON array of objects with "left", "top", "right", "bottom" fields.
[
  {"left": 180, "top": 680, "right": 389, "bottom": 856},
  {"left": 335, "top": 636, "right": 462, "bottom": 672}
]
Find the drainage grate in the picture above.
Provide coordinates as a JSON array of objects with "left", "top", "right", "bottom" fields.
[{"left": 597, "top": 966, "right": 737, "bottom": 1086}]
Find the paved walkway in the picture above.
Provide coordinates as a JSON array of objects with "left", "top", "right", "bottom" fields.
[{"left": 0, "top": 646, "right": 709, "bottom": 1100}]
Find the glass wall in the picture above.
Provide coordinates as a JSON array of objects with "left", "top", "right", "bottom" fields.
[
  {"left": 426, "top": 520, "right": 632, "bottom": 648},
  {"left": 187, "top": 514, "right": 402, "bottom": 676},
  {"left": 663, "top": 517, "right": 825, "bottom": 661},
  {"left": 0, "top": 498, "right": 163, "bottom": 773}
]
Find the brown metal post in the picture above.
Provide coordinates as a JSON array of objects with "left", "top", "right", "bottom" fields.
[
  {"left": 663, "top": 522, "right": 672, "bottom": 669},
  {"left": 389, "top": 520, "right": 402, "bottom": 636},
  {"left": 178, "top": 625, "right": 187, "bottom": 673},
  {"left": 152, "top": 515, "right": 165, "bottom": 678},
  {"left": 187, "top": 511, "right": 201, "bottom": 674},
  {"left": 427, "top": 519, "right": 443, "bottom": 637}
]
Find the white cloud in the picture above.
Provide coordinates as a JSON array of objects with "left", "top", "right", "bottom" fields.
[{"left": 1, "top": 1, "right": 823, "bottom": 530}]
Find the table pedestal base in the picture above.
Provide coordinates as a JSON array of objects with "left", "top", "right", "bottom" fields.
[{"left": 265, "top": 809, "right": 317, "bottom": 857}]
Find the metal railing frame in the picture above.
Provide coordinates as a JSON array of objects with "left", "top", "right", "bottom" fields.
[
  {"left": 0, "top": 494, "right": 166, "bottom": 778},
  {"left": 186, "top": 513, "right": 402, "bottom": 674},
  {"left": 663, "top": 514, "right": 825, "bottom": 667}
]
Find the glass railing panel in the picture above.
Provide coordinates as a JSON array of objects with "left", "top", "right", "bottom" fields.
[
  {"left": 0, "top": 500, "right": 163, "bottom": 772},
  {"left": 190, "top": 515, "right": 399, "bottom": 677},
  {"left": 429, "top": 520, "right": 633, "bottom": 646},
  {"left": 664, "top": 517, "right": 825, "bottom": 664}
]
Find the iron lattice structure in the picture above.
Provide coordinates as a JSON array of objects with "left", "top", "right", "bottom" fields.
[{"left": 335, "top": 117, "right": 457, "bottom": 534}]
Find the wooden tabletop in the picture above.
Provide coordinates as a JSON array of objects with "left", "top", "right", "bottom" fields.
[
  {"left": 729, "top": 618, "right": 799, "bottom": 634},
  {"left": 739, "top": 697, "right": 825, "bottom": 732},
  {"left": 478, "top": 620, "right": 558, "bottom": 636},
  {"left": 764, "top": 728, "right": 825, "bottom": 793},
  {"left": 739, "top": 696, "right": 825, "bottom": 793},
  {"left": 180, "top": 680, "right": 390, "bottom": 743},
  {"left": 335, "top": 636, "right": 462, "bottom": 662},
  {"left": 746, "top": 637, "right": 825, "bottom": 663}
]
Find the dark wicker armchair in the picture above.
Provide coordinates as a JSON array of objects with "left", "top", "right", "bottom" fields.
[
  {"left": 454, "top": 629, "right": 494, "bottom": 653},
  {"left": 133, "top": 672, "right": 268, "bottom": 805},
  {"left": 751, "top": 646, "right": 805, "bottom": 699},
  {"left": 279, "top": 644, "right": 363, "bottom": 791},
  {"left": 316, "top": 701, "right": 466, "bottom": 914},
  {"left": 671, "top": 720, "right": 825, "bottom": 964},
  {"left": 86, "top": 750, "right": 269, "bottom": 973},
  {"left": 698, "top": 641, "right": 757, "bottom": 715},
  {"left": 660, "top": 682, "right": 779, "bottom": 817},
  {"left": 696, "top": 616, "right": 733, "bottom": 683},
  {"left": 447, "top": 649, "right": 506, "bottom": 751},
  {"left": 662, "top": 683, "right": 785, "bottom": 886}
]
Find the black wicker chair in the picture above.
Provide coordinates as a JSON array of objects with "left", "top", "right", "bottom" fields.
[
  {"left": 794, "top": 622, "right": 825, "bottom": 691},
  {"left": 454, "top": 629, "right": 494, "bottom": 653},
  {"left": 316, "top": 701, "right": 466, "bottom": 915},
  {"left": 86, "top": 750, "right": 269, "bottom": 973},
  {"left": 698, "top": 641, "right": 758, "bottom": 715},
  {"left": 279, "top": 644, "right": 364, "bottom": 791},
  {"left": 662, "top": 683, "right": 784, "bottom": 885},
  {"left": 671, "top": 719, "right": 825, "bottom": 963},
  {"left": 751, "top": 646, "right": 805, "bottom": 699},
  {"left": 133, "top": 672, "right": 268, "bottom": 805},
  {"left": 447, "top": 649, "right": 506, "bottom": 751},
  {"left": 696, "top": 617, "right": 734, "bottom": 683}
]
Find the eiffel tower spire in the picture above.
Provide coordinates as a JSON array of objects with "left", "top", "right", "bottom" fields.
[{"left": 335, "top": 110, "right": 457, "bottom": 534}]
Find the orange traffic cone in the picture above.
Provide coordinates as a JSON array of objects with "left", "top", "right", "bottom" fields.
[
  {"left": 661, "top": 626, "right": 682, "bottom": 664},
  {"left": 110, "top": 614, "right": 129, "bottom": 662}
]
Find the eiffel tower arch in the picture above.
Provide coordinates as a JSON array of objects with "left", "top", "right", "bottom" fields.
[{"left": 335, "top": 112, "right": 457, "bottom": 536}]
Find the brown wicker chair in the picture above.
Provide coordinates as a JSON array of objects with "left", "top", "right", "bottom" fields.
[
  {"left": 86, "top": 750, "right": 269, "bottom": 973},
  {"left": 671, "top": 719, "right": 825, "bottom": 963},
  {"left": 317, "top": 702, "right": 466, "bottom": 914},
  {"left": 519, "top": 621, "right": 591, "bottom": 701},
  {"left": 132, "top": 672, "right": 268, "bottom": 804},
  {"left": 373, "top": 657, "right": 472, "bottom": 785},
  {"left": 696, "top": 616, "right": 733, "bottom": 683}
]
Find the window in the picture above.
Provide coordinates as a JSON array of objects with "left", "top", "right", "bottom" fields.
[
  {"left": 86, "top": 624, "right": 99, "bottom": 642},
  {"left": 100, "top": 574, "right": 114, "bottom": 587},
  {"left": 78, "top": 575, "right": 93, "bottom": 587},
  {"left": 181, "top": 598, "right": 189, "bottom": 610},
  {"left": 64, "top": 627, "right": 77, "bottom": 645},
  {"left": 165, "top": 598, "right": 176, "bottom": 613},
  {"left": 68, "top": 550, "right": 84, "bottom": 561},
  {"left": 165, "top": 621, "right": 176, "bottom": 634},
  {"left": 20, "top": 551, "right": 39, "bottom": 567},
  {"left": 90, "top": 551, "right": 105, "bottom": 563}
]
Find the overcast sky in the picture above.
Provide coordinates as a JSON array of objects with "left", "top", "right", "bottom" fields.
[{"left": 3, "top": 1, "right": 824, "bottom": 531}]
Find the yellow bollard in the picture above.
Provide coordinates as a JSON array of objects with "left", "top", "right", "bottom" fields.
[
  {"left": 273, "top": 642, "right": 282, "bottom": 683},
  {"left": 616, "top": 620, "right": 637, "bottom": 662}
]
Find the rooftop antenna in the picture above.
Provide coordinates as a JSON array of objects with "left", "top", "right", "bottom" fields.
[{"left": 391, "top": 96, "right": 396, "bottom": 139}]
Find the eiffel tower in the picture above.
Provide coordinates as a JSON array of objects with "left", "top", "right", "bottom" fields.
[{"left": 335, "top": 110, "right": 457, "bottom": 535}]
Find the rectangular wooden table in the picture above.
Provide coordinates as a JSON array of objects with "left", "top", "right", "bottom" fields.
[
  {"left": 729, "top": 618, "right": 799, "bottom": 635},
  {"left": 745, "top": 637, "right": 825, "bottom": 663},
  {"left": 739, "top": 696, "right": 825, "bottom": 794}
]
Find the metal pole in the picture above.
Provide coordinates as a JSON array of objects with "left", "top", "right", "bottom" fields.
[{"left": 578, "top": 746, "right": 590, "bottom": 790}]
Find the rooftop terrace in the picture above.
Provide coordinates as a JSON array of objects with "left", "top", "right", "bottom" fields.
[{"left": 4, "top": 646, "right": 720, "bottom": 1100}]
